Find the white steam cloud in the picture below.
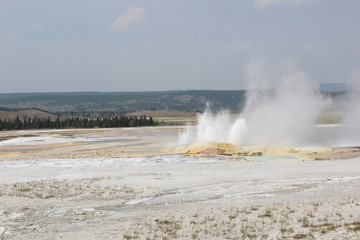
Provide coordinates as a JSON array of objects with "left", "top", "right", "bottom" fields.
[
  {"left": 342, "top": 68, "right": 360, "bottom": 128},
  {"left": 178, "top": 108, "right": 247, "bottom": 145},
  {"left": 179, "top": 58, "right": 360, "bottom": 148},
  {"left": 179, "top": 67, "right": 329, "bottom": 147},
  {"left": 243, "top": 70, "right": 329, "bottom": 145}
]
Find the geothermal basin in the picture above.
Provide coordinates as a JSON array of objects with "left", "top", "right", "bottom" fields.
[{"left": 0, "top": 125, "right": 360, "bottom": 239}]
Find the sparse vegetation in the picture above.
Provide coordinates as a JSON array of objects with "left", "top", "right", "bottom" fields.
[{"left": 118, "top": 198, "right": 360, "bottom": 239}]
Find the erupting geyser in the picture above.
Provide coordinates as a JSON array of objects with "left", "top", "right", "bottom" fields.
[{"left": 179, "top": 63, "right": 360, "bottom": 148}]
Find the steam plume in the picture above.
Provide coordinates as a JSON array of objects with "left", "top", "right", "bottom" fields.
[{"left": 179, "top": 60, "right": 331, "bottom": 147}]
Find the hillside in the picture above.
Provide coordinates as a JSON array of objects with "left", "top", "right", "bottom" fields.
[
  {"left": 0, "top": 108, "right": 58, "bottom": 120},
  {"left": 320, "top": 83, "right": 349, "bottom": 92},
  {"left": 125, "top": 110, "right": 197, "bottom": 118},
  {"left": 0, "top": 91, "right": 247, "bottom": 113},
  {"left": 0, "top": 90, "right": 346, "bottom": 115}
]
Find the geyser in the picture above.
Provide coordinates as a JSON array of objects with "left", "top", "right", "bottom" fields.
[{"left": 179, "top": 69, "right": 330, "bottom": 147}]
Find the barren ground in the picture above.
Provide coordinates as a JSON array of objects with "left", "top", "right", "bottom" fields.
[{"left": 0, "top": 127, "right": 360, "bottom": 239}]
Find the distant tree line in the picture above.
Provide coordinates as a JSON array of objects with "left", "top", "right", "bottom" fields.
[
  {"left": 59, "top": 110, "right": 126, "bottom": 119},
  {"left": 0, "top": 115, "right": 157, "bottom": 131}
]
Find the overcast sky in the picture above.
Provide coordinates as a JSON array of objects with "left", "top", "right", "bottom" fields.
[{"left": 0, "top": 0, "right": 359, "bottom": 93}]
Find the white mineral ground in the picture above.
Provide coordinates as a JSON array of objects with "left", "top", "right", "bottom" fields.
[{"left": 0, "top": 127, "right": 360, "bottom": 239}]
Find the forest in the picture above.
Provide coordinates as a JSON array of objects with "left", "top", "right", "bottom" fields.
[{"left": 0, "top": 115, "right": 157, "bottom": 131}]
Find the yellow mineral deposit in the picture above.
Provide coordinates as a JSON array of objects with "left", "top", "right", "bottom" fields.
[
  {"left": 169, "top": 142, "right": 360, "bottom": 161},
  {"left": 169, "top": 141, "right": 262, "bottom": 156}
]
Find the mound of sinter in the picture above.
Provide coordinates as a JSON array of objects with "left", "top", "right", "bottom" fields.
[
  {"left": 170, "top": 142, "right": 262, "bottom": 156},
  {"left": 170, "top": 142, "right": 360, "bottom": 160}
]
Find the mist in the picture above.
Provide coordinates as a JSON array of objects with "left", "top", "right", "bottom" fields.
[
  {"left": 342, "top": 68, "right": 360, "bottom": 127},
  {"left": 179, "top": 69, "right": 329, "bottom": 147},
  {"left": 179, "top": 62, "right": 360, "bottom": 147}
]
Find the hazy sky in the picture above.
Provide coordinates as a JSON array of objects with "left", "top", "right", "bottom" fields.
[{"left": 0, "top": 0, "right": 359, "bottom": 93}]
